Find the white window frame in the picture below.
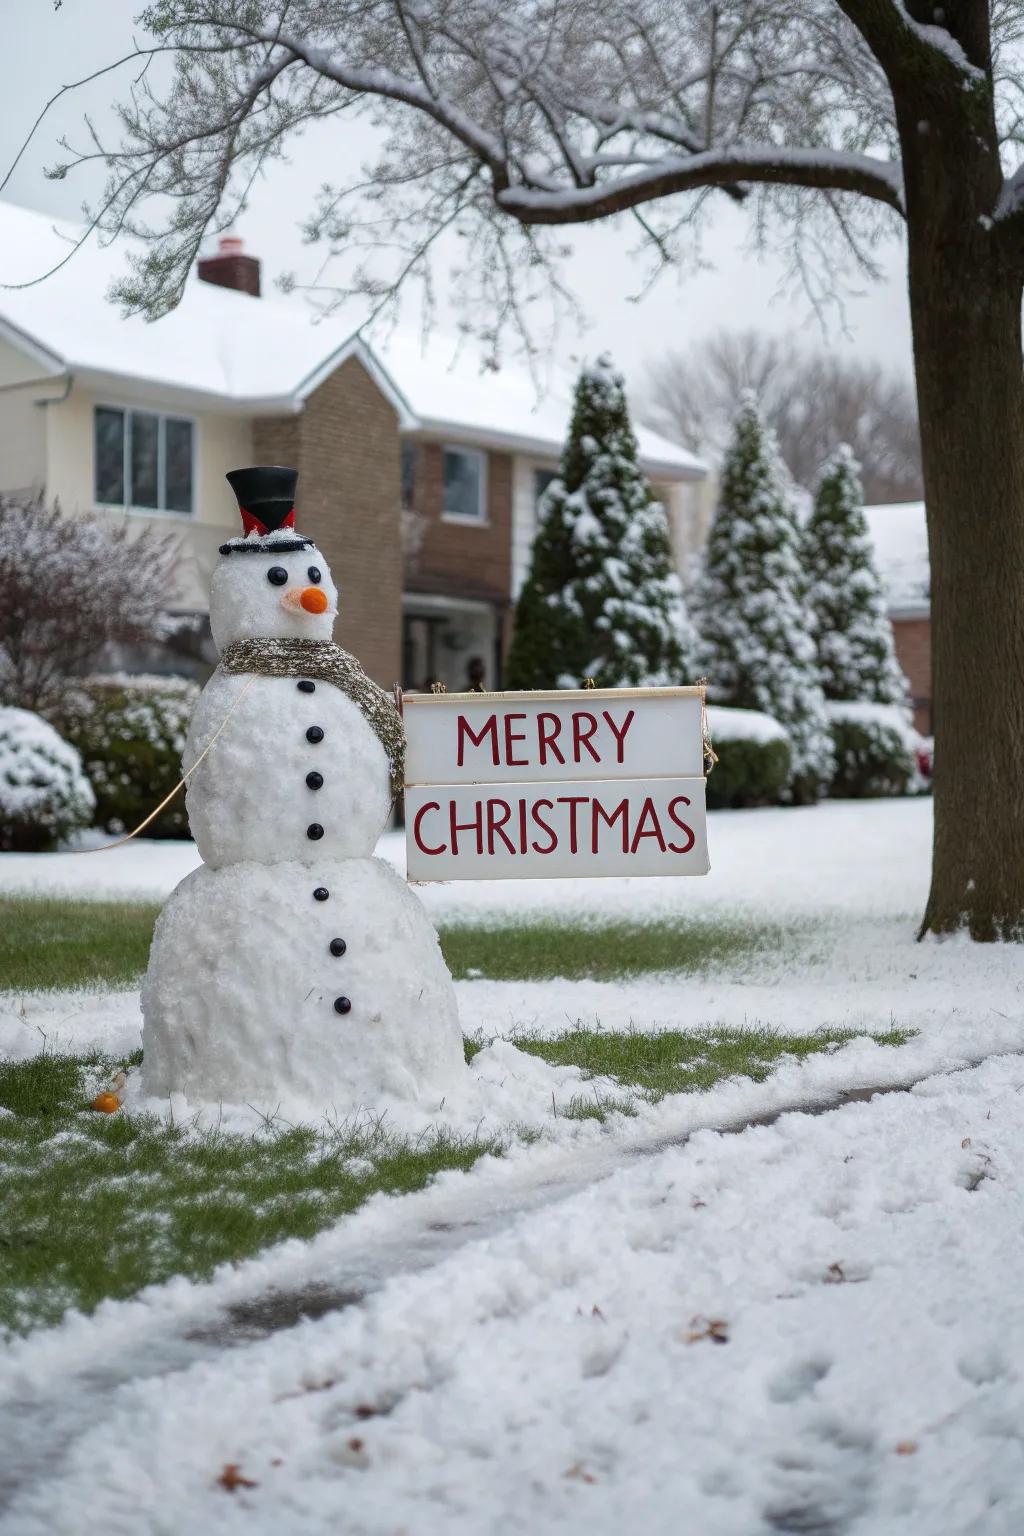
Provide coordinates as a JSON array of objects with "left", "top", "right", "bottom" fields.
[
  {"left": 93, "top": 403, "right": 197, "bottom": 518},
  {"left": 441, "top": 444, "right": 488, "bottom": 525}
]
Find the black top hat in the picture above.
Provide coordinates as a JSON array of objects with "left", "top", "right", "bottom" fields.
[{"left": 226, "top": 465, "right": 299, "bottom": 536}]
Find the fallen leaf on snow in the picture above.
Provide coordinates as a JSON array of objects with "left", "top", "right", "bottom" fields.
[
  {"left": 682, "top": 1316, "right": 729, "bottom": 1345},
  {"left": 217, "top": 1464, "right": 258, "bottom": 1492},
  {"left": 564, "top": 1461, "right": 598, "bottom": 1484},
  {"left": 895, "top": 1441, "right": 919, "bottom": 1456}
]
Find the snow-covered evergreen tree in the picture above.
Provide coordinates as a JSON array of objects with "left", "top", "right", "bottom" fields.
[
  {"left": 804, "top": 446, "right": 908, "bottom": 705},
  {"left": 695, "top": 394, "right": 833, "bottom": 800},
  {"left": 505, "top": 355, "right": 699, "bottom": 689}
]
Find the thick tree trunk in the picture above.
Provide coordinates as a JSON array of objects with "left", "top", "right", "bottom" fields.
[{"left": 903, "top": 153, "right": 1024, "bottom": 938}]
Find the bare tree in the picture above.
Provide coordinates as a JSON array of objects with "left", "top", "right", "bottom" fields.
[
  {"left": 20, "top": 0, "right": 1024, "bottom": 940},
  {"left": 642, "top": 331, "right": 923, "bottom": 502},
  {"left": 0, "top": 499, "right": 179, "bottom": 712}
]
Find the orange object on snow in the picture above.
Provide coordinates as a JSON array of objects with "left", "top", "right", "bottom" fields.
[{"left": 90, "top": 1092, "right": 121, "bottom": 1114}]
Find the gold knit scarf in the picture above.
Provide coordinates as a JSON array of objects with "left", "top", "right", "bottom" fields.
[{"left": 220, "top": 638, "right": 405, "bottom": 799}]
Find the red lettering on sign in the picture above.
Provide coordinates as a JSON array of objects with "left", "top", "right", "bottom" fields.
[
  {"left": 630, "top": 796, "right": 667, "bottom": 854},
  {"left": 592, "top": 796, "right": 630, "bottom": 854},
  {"left": 537, "top": 712, "right": 565, "bottom": 767},
  {"left": 556, "top": 794, "right": 590, "bottom": 853},
  {"left": 457, "top": 714, "right": 499, "bottom": 767},
  {"left": 531, "top": 799, "right": 557, "bottom": 854},
  {"left": 503, "top": 713, "right": 529, "bottom": 767},
  {"left": 667, "top": 795, "right": 696, "bottom": 854},
  {"left": 450, "top": 800, "right": 484, "bottom": 856},
  {"left": 518, "top": 799, "right": 528, "bottom": 852},
  {"left": 602, "top": 709, "right": 635, "bottom": 765},
  {"left": 486, "top": 798, "right": 517, "bottom": 855},
  {"left": 572, "top": 712, "right": 600, "bottom": 764},
  {"left": 412, "top": 801, "right": 445, "bottom": 855}
]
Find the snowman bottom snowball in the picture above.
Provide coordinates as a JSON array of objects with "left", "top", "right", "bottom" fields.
[{"left": 141, "top": 857, "right": 465, "bottom": 1109}]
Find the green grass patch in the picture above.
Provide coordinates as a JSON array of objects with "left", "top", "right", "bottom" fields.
[
  {"left": 441, "top": 917, "right": 780, "bottom": 981},
  {"left": 0, "top": 1050, "right": 501, "bottom": 1336},
  {"left": 514, "top": 1023, "right": 914, "bottom": 1111},
  {"left": 1, "top": 896, "right": 783, "bottom": 992},
  {"left": 0, "top": 897, "right": 161, "bottom": 992}
]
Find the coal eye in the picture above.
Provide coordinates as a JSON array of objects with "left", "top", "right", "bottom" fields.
[
  {"left": 267, "top": 566, "right": 288, "bottom": 586},
  {"left": 308, "top": 565, "right": 322, "bottom": 584}
]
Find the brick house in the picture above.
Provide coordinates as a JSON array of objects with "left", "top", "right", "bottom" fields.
[
  {"left": 0, "top": 202, "right": 705, "bottom": 691},
  {"left": 864, "top": 501, "right": 932, "bottom": 734}
]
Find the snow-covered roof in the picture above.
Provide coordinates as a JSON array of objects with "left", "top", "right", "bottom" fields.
[
  {"left": 369, "top": 330, "right": 703, "bottom": 478},
  {"left": 0, "top": 199, "right": 704, "bottom": 481},
  {"left": 863, "top": 501, "right": 930, "bottom": 615}
]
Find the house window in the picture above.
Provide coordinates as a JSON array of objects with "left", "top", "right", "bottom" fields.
[
  {"left": 533, "top": 469, "right": 558, "bottom": 509},
  {"left": 442, "top": 446, "right": 486, "bottom": 522},
  {"left": 401, "top": 441, "right": 416, "bottom": 510},
  {"left": 94, "top": 407, "right": 194, "bottom": 514}
]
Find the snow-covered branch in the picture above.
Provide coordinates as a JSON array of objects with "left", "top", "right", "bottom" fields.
[{"left": 496, "top": 144, "right": 904, "bottom": 223}]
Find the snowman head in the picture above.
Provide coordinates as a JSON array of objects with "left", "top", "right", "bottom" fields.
[{"left": 211, "top": 465, "right": 339, "bottom": 651}]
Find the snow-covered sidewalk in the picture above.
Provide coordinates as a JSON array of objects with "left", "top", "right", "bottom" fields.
[{"left": 5, "top": 1052, "right": 1024, "bottom": 1534}]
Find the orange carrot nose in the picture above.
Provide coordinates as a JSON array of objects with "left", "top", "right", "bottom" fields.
[{"left": 300, "top": 587, "right": 328, "bottom": 614}]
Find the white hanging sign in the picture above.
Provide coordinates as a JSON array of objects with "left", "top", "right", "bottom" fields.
[{"left": 403, "top": 687, "right": 710, "bottom": 882}]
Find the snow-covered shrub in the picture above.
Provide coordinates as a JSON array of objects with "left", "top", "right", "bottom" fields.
[
  {"left": 803, "top": 447, "right": 908, "bottom": 704},
  {"left": 506, "top": 354, "right": 699, "bottom": 689},
  {"left": 0, "top": 706, "right": 95, "bottom": 851},
  {"left": 58, "top": 674, "right": 198, "bottom": 839},
  {"left": 705, "top": 705, "right": 792, "bottom": 809},
  {"left": 0, "top": 496, "right": 179, "bottom": 712},
  {"left": 826, "top": 702, "right": 915, "bottom": 799},
  {"left": 694, "top": 394, "right": 833, "bottom": 803}
]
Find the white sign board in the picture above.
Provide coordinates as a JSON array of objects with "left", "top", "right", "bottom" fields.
[{"left": 403, "top": 687, "right": 709, "bottom": 882}]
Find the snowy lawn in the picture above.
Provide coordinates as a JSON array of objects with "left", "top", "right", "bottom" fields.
[
  {"left": 3, "top": 798, "right": 1020, "bottom": 1069},
  {"left": 0, "top": 1021, "right": 911, "bottom": 1335}
]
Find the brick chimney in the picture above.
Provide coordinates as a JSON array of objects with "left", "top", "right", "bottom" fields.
[{"left": 197, "top": 235, "right": 261, "bottom": 298}]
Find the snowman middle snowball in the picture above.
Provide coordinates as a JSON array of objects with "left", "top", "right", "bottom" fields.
[{"left": 141, "top": 466, "right": 465, "bottom": 1111}]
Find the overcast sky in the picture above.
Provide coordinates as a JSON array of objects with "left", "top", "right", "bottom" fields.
[{"left": 1, "top": 0, "right": 916, "bottom": 394}]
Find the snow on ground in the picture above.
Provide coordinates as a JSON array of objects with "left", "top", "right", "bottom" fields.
[
  {"left": 3, "top": 799, "right": 1024, "bottom": 1531},
  {"left": 5, "top": 1052, "right": 1024, "bottom": 1535},
  {"left": 0, "top": 828, "right": 202, "bottom": 900},
  {"left": 0, "top": 798, "right": 929, "bottom": 921}
]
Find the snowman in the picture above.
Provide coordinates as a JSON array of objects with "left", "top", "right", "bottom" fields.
[{"left": 141, "top": 465, "right": 465, "bottom": 1110}]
